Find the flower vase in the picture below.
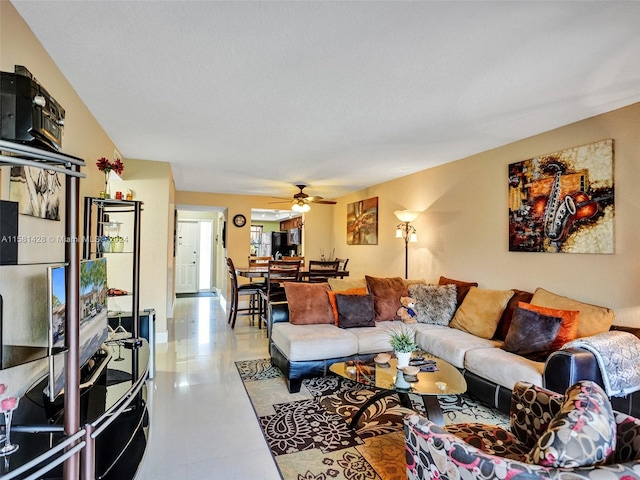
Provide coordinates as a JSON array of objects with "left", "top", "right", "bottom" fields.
[
  {"left": 395, "top": 351, "right": 412, "bottom": 368},
  {"left": 104, "top": 172, "right": 110, "bottom": 199}
]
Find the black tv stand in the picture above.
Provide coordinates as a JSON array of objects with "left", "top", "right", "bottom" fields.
[{"left": 3, "top": 340, "right": 150, "bottom": 480}]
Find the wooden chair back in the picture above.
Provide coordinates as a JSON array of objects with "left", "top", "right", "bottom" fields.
[
  {"left": 263, "top": 259, "right": 302, "bottom": 301},
  {"left": 283, "top": 256, "right": 304, "bottom": 267},
  {"left": 335, "top": 258, "right": 349, "bottom": 271},
  {"left": 249, "top": 256, "right": 271, "bottom": 267},
  {"left": 306, "top": 260, "right": 340, "bottom": 282}
]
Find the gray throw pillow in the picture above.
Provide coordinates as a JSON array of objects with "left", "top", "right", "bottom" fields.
[
  {"left": 335, "top": 294, "right": 376, "bottom": 328},
  {"left": 502, "top": 307, "right": 562, "bottom": 361},
  {"left": 407, "top": 283, "right": 457, "bottom": 326}
]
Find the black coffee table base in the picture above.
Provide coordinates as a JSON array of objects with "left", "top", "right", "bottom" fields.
[{"left": 348, "top": 389, "right": 444, "bottom": 428}]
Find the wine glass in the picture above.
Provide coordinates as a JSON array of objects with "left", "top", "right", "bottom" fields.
[
  {"left": 0, "top": 397, "right": 19, "bottom": 456},
  {"left": 115, "top": 342, "right": 125, "bottom": 362}
]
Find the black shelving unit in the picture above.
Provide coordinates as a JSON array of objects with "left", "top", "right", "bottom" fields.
[
  {"left": 0, "top": 139, "right": 85, "bottom": 480},
  {"left": 83, "top": 197, "right": 143, "bottom": 339}
]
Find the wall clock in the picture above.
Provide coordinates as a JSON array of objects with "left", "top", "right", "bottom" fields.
[{"left": 233, "top": 214, "right": 247, "bottom": 228}]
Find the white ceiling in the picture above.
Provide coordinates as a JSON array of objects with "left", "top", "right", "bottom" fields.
[{"left": 11, "top": 1, "right": 640, "bottom": 201}]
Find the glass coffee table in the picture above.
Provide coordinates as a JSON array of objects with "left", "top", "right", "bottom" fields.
[{"left": 329, "top": 353, "right": 467, "bottom": 427}]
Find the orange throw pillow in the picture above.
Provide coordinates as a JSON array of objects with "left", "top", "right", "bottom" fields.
[
  {"left": 328, "top": 287, "right": 368, "bottom": 325},
  {"left": 518, "top": 302, "right": 579, "bottom": 351}
]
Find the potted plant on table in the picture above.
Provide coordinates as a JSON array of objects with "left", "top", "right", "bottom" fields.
[{"left": 387, "top": 326, "right": 417, "bottom": 368}]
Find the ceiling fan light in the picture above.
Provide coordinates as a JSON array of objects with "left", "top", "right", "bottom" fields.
[{"left": 292, "top": 200, "right": 310, "bottom": 213}]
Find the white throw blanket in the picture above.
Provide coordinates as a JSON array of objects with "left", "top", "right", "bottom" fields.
[{"left": 563, "top": 331, "right": 640, "bottom": 397}]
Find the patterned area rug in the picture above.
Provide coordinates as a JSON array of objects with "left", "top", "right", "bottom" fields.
[{"left": 236, "top": 358, "right": 509, "bottom": 480}]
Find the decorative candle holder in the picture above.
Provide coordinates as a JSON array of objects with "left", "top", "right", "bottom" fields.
[{"left": 0, "top": 396, "right": 19, "bottom": 456}]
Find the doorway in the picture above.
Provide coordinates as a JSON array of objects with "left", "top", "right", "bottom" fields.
[{"left": 175, "top": 219, "right": 214, "bottom": 293}]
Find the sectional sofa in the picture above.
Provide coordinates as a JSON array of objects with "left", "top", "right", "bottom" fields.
[{"left": 268, "top": 275, "right": 640, "bottom": 416}]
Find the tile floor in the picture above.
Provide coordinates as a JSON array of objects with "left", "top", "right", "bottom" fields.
[{"left": 135, "top": 296, "right": 281, "bottom": 480}]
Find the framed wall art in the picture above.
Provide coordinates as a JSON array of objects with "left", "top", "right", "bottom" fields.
[
  {"left": 9, "top": 166, "right": 63, "bottom": 221},
  {"left": 347, "top": 196, "right": 378, "bottom": 245},
  {"left": 508, "top": 139, "right": 614, "bottom": 253}
]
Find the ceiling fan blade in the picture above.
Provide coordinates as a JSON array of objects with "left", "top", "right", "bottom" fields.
[
  {"left": 268, "top": 200, "right": 292, "bottom": 204},
  {"left": 306, "top": 195, "right": 324, "bottom": 202},
  {"left": 311, "top": 199, "right": 337, "bottom": 205}
]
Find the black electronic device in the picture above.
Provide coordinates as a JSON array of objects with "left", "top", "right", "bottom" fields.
[
  {"left": 1, "top": 65, "right": 65, "bottom": 151},
  {"left": 0, "top": 200, "right": 18, "bottom": 265}
]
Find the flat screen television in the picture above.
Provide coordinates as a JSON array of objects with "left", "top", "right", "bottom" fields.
[{"left": 47, "top": 257, "right": 109, "bottom": 400}]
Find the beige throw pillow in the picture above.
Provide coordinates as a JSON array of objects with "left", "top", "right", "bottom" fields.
[
  {"left": 328, "top": 277, "right": 367, "bottom": 291},
  {"left": 530, "top": 288, "right": 614, "bottom": 338},
  {"left": 450, "top": 287, "right": 515, "bottom": 339}
]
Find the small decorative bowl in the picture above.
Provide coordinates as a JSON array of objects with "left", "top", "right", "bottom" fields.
[
  {"left": 374, "top": 353, "right": 391, "bottom": 364},
  {"left": 402, "top": 365, "right": 420, "bottom": 376}
]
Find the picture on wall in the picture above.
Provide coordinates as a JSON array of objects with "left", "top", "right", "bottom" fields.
[
  {"left": 9, "top": 166, "right": 63, "bottom": 221},
  {"left": 508, "top": 139, "right": 614, "bottom": 253},
  {"left": 347, "top": 196, "right": 378, "bottom": 245}
]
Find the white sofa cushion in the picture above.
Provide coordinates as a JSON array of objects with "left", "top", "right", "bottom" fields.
[
  {"left": 348, "top": 320, "right": 407, "bottom": 354},
  {"left": 415, "top": 326, "right": 500, "bottom": 368},
  {"left": 271, "top": 322, "right": 358, "bottom": 361},
  {"left": 464, "top": 347, "right": 544, "bottom": 390}
]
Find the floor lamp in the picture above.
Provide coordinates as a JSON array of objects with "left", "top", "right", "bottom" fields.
[{"left": 394, "top": 210, "right": 419, "bottom": 279}]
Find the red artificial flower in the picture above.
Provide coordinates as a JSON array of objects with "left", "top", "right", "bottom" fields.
[
  {"left": 96, "top": 157, "right": 125, "bottom": 175},
  {"left": 111, "top": 158, "right": 124, "bottom": 175},
  {"left": 96, "top": 157, "right": 111, "bottom": 172}
]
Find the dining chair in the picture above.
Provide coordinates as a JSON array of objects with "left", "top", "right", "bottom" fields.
[
  {"left": 283, "top": 256, "right": 304, "bottom": 267},
  {"left": 259, "top": 259, "right": 302, "bottom": 331},
  {"left": 248, "top": 256, "right": 270, "bottom": 285},
  {"left": 306, "top": 260, "right": 340, "bottom": 283},
  {"left": 249, "top": 256, "right": 271, "bottom": 267},
  {"left": 226, "top": 257, "right": 263, "bottom": 329},
  {"left": 335, "top": 257, "right": 349, "bottom": 271}
]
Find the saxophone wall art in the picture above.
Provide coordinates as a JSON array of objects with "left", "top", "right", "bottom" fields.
[{"left": 508, "top": 139, "right": 614, "bottom": 253}]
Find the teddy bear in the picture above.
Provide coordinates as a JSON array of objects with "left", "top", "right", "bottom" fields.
[{"left": 397, "top": 296, "right": 418, "bottom": 324}]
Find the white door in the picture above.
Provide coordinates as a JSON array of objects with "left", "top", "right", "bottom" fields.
[{"left": 176, "top": 221, "right": 199, "bottom": 293}]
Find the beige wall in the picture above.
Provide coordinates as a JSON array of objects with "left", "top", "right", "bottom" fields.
[
  {"left": 1, "top": 2, "right": 175, "bottom": 347},
  {"left": 110, "top": 159, "right": 174, "bottom": 340},
  {"left": 0, "top": 2, "right": 122, "bottom": 397},
  {"left": 333, "top": 103, "right": 640, "bottom": 327}
]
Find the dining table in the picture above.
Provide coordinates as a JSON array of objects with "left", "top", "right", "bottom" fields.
[{"left": 236, "top": 266, "right": 349, "bottom": 280}]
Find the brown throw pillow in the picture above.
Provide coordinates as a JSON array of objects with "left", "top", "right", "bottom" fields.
[
  {"left": 438, "top": 276, "right": 478, "bottom": 308},
  {"left": 502, "top": 307, "right": 562, "bottom": 361},
  {"left": 327, "top": 287, "right": 368, "bottom": 325},
  {"left": 284, "top": 282, "right": 334, "bottom": 325},
  {"left": 518, "top": 302, "right": 579, "bottom": 351},
  {"left": 335, "top": 294, "right": 376, "bottom": 328},
  {"left": 495, "top": 289, "right": 534, "bottom": 341},
  {"left": 365, "top": 276, "right": 408, "bottom": 321}
]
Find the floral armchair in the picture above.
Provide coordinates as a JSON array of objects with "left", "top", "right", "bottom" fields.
[{"left": 404, "top": 380, "right": 640, "bottom": 479}]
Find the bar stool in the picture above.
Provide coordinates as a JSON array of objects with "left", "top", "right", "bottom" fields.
[{"left": 226, "top": 257, "right": 263, "bottom": 329}]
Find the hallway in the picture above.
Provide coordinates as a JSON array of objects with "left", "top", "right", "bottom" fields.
[{"left": 136, "top": 296, "right": 281, "bottom": 479}]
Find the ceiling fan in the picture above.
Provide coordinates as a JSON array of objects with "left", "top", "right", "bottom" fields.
[{"left": 270, "top": 184, "right": 337, "bottom": 212}]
